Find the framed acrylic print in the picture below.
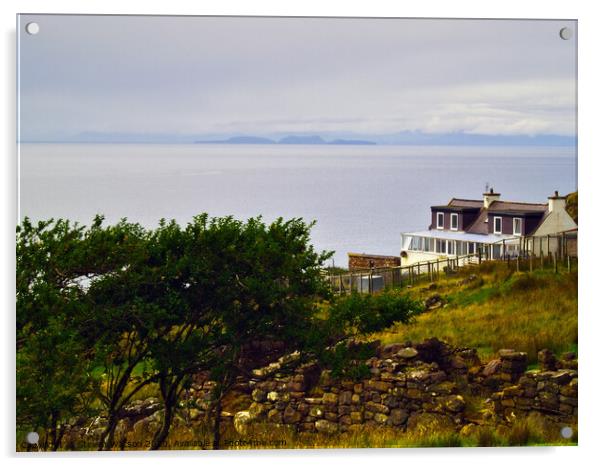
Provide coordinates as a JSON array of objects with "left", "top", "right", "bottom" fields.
[{"left": 16, "top": 14, "right": 577, "bottom": 452}]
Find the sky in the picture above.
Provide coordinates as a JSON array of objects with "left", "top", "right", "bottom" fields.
[{"left": 18, "top": 15, "right": 577, "bottom": 142}]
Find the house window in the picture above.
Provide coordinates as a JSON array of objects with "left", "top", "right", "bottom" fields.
[
  {"left": 436, "top": 212, "right": 444, "bottom": 229},
  {"left": 493, "top": 216, "right": 502, "bottom": 234},
  {"left": 513, "top": 218, "right": 522, "bottom": 236},
  {"left": 450, "top": 213, "right": 459, "bottom": 231}
]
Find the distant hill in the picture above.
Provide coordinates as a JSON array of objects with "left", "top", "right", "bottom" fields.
[
  {"left": 195, "top": 136, "right": 275, "bottom": 144},
  {"left": 195, "top": 135, "right": 377, "bottom": 145},
  {"left": 35, "top": 130, "right": 573, "bottom": 146},
  {"left": 278, "top": 135, "right": 326, "bottom": 144},
  {"left": 375, "top": 131, "right": 576, "bottom": 147},
  {"left": 328, "top": 139, "right": 376, "bottom": 146}
]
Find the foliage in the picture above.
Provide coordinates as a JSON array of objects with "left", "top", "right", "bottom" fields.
[
  {"left": 16, "top": 214, "right": 336, "bottom": 450},
  {"left": 566, "top": 191, "right": 578, "bottom": 224}
]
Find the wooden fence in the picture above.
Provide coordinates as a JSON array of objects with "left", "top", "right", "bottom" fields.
[
  {"left": 325, "top": 232, "right": 577, "bottom": 295},
  {"left": 325, "top": 253, "right": 480, "bottom": 295}
]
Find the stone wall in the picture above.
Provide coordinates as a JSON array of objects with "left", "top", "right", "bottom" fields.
[
  {"left": 348, "top": 253, "right": 401, "bottom": 271},
  {"left": 226, "top": 341, "right": 577, "bottom": 435},
  {"left": 61, "top": 340, "right": 578, "bottom": 447}
]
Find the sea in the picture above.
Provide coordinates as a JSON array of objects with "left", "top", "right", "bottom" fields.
[{"left": 18, "top": 143, "right": 577, "bottom": 267}]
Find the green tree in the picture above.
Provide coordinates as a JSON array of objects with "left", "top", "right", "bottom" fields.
[{"left": 16, "top": 216, "right": 146, "bottom": 450}]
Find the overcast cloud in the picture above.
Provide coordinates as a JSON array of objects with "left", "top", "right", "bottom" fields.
[{"left": 18, "top": 15, "right": 577, "bottom": 141}]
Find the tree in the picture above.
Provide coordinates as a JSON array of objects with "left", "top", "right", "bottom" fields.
[
  {"left": 16, "top": 216, "right": 146, "bottom": 450},
  {"left": 17, "top": 214, "right": 420, "bottom": 451}
]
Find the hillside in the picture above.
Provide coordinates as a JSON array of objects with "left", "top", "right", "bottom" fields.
[{"left": 371, "top": 261, "right": 578, "bottom": 364}]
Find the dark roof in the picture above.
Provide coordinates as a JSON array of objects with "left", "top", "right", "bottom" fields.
[
  {"left": 431, "top": 196, "right": 549, "bottom": 235},
  {"left": 448, "top": 198, "right": 484, "bottom": 208},
  {"left": 465, "top": 210, "right": 489, "bottom": 234},
  {"left": 488, "top": 200, "right": 548, "bottom": 212}
]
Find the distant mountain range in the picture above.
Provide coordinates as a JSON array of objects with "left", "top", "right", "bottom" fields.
[
  {"left": 195, "top": 135, "right": 377, "bottom": 145},
  {"left": 23, "top": 131, "right": 576, "bottom": 147}
]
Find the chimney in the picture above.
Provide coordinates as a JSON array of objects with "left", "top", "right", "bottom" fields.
[
  {"left": 483, "top": 188, "right": 501, "bottom": 209},
  {"left": 548, "top": 190, "right": 567, "bottom": 212}
]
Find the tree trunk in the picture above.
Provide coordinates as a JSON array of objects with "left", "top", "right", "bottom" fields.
[
  {"left": 150, "top": 397, "right": 174, "bottom": 450},
  {"left": 52, "top": 425, "right": 65, "bottom": 452},
  {"left": 98, "top": 411, "right": 119, "bottom": 451},
  {"left": 212, "top": 396, "right": 222, "bottom": 450}
]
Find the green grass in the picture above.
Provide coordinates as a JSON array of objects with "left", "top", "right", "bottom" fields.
[{"left": 372, "top": 262, "right": 577, "bottom": 363}]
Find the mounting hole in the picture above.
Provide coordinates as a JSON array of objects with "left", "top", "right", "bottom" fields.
[
  {"left": 559, "top": 27, "right": 572, "bottom": 40},
  {"left": 26, "top": 431, "right": 40, "bottom": 444},
  {"left": 560, "top": 426, "right": 573, "bottom": 439},
  {"left": 25, "top": 22, "right": 40, "bottom": 35}
]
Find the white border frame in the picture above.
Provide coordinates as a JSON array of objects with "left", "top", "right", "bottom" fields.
[{"left": 2, "top": 2, "right": 601, "bottom": 466}]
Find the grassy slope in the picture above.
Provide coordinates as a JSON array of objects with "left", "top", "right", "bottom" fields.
[{"left": 371, "top": 261, "right": 577, "bottom": 364}]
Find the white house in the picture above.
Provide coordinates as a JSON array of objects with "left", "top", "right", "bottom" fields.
[{"left": 400, "top": 190, "right": 577, "bottom": 266}]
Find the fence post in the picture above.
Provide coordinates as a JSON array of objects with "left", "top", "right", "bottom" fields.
[
  {"left": 529, "top": 252, "right": 533, "bottom": 272},
  {"left": 554, "top": 251, "right": 558, "bottom": 274},
  {"left": 516, "top": 255, "right": 520, "bottom": 272},
  {"left": 568, "top": 255, "right": 571, "bottom": 273}
]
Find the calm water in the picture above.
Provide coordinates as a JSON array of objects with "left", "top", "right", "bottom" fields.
[{"left": 19, "top": 144, "right": 577, "bottom": 266}]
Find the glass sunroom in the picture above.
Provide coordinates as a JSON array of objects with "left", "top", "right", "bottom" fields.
[{"left": 400, "top": 230, "right": 519, "bottom": 262}]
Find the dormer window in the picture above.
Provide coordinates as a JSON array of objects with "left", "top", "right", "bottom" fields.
[
  {"left": 450, "top": 213, "right": 459, "bottom": 231},
  {"left": 493, "top": 216, "right": 502, "bottom": 234},
  {"left": 513, "top": 217, "right": 522, "bottom": 236},
  {"left": 436, "top": 212, "right": 444, "bottom": 229}
]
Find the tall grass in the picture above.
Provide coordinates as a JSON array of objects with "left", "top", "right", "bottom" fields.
[{"left": 373, "top": 263, "right": 577, "bottom": 363}]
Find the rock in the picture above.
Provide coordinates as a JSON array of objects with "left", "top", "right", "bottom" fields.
[
  {"left": 482, "top": 359, "right": 502, "bottom": 377},
  {"left": 396, "top": 347, "right": 419, "bottom": 359},
  {"left": 379, "top": 343, "right": 405, "bottom": 359},
  {"left": 498, "top": 349, "right": 527, "bottom": 361},
  {"left": 365, "top": 380, "right": 392, "bottom": 392},
  {"left": 248, "top": 402, "right": 265, "bottom": 419},
  {"left": 374, "top": 413, "right": 388, "bottom": 424},
  {"left": 315, "top": 419, "right": 338, "bottom": 434},
  {"left": 389, "top": 408, "right": 409, "bottom": 426},
  {"left": 538, "top": 349, "right": 558, "bottom": 371},
  {"left": 444, "top": 395, "right": 466, "bottom": 413},
  {"left": 551, "top": 371, "right": 573, "bottom": 385},
  {"left": 450, "top": 356, "right": 467, "bottom": 370},
  {"left": 424, "top": 294, "right": 444, "bottom": 310},
  {"left": 365, "top": 401, "right": 389, "bottom": 414},
  {"left": 283, "top": 406, "right": 302, "bottom": 424},
  {"left": 309, "top": 406, "right": 324, "bottom": 418},
  {"left": 267, "top": 391, "right": 279, "bottom": 402},
  {"left": 322, "top": 393, "right": 338, "bottom": 405},
  {"left": 251, "top": 388, "right": 267, "bottom": 402},
  {"left": 267, "top": 409, "right": 282, "bottom": 424},
  {"left": 350, "top": 411, "right": 363, "bottom": 424},
  {"left": 339, "top": 391, "right": 353, "bottom": 405},
  {"left": 233, "top": 411, "right": 252, "bottom": 434}
]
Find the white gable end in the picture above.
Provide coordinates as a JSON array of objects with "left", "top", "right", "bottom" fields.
[{"left": 533, "top": 209, "right": 577, "bottom": 236}]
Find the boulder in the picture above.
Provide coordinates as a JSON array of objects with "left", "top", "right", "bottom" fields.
[
  {"left": 396, "top": 347, "right": 419, "bottom": 359},
  {"left": 233, "top": 411, "right": 252, "bottom": 434},
  {"left": 315, "top": 419, "right": 338, "bottom": 434},
  {"left": 424, "top": 294, "right": 444, "bottom": 310},
  {"left": 482, "top": 359, "right": 502, "bottom": 377},
  {"left": 388, "top": 408, "right": 409, "bottom": 426}
]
